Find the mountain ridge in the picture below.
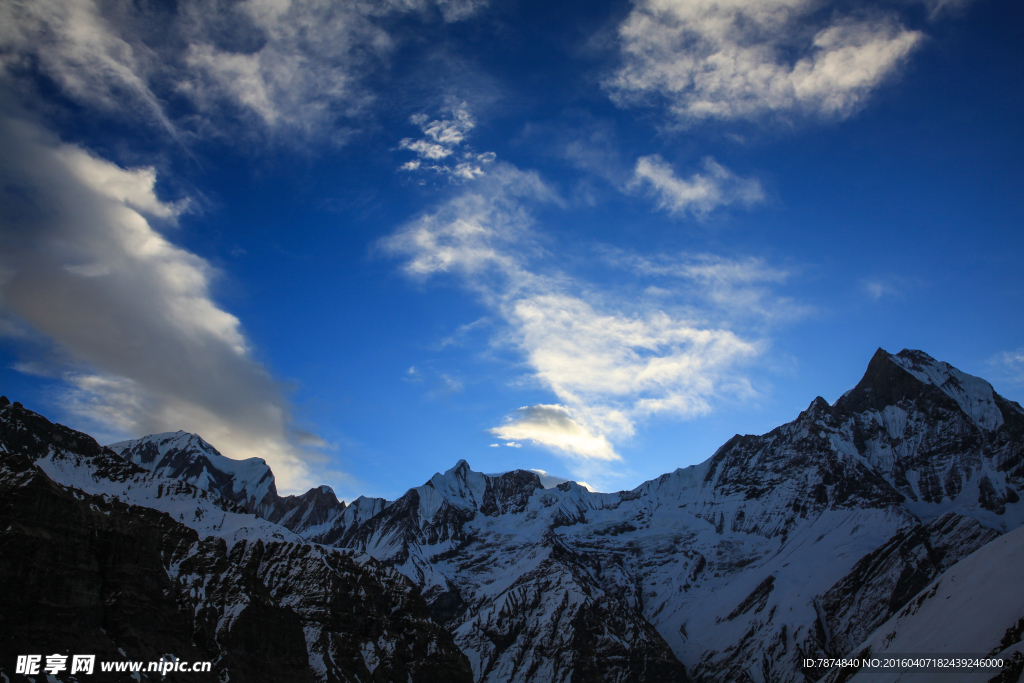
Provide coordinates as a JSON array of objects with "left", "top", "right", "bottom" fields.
[{"left": 3, "top": 347, "right": 1023, "bottom": 682}]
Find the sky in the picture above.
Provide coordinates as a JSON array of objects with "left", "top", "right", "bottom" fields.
[{"left": 0, "top": 0, "right": 1021, "bottom": 499}]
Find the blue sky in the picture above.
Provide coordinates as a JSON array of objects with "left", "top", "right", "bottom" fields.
[{"left": 0, "top": 0, "right": 1021, "bottom": 498}]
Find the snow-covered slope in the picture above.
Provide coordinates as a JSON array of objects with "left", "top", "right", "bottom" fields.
[
  {"left": 0, "top": 399, "right": 301, "bottom": 545},
  {"left": 107, "top": 430, "right": 364, "bottom": 540},
  {"left": 821, "top": 524, "right": 1024, "bottom": 683},
  {"left": 890, "top": 349, "right": 1006, "bottom": 432},
  {"left": 109, "top": 431, "right": 278, "bottom": 511}
]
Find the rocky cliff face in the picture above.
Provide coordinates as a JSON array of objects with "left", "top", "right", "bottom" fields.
[
  {"left": 0, "top": 398, "right": 472, "bottom": 683},
  {"left": 3, "top": 348, "right": 1023, "bottom": 683}
]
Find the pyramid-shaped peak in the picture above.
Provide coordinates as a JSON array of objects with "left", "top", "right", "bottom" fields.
[
  {"left": 448, "top": 459, "right": 472, "bottom": 474},
  {"left": 808, "top": 395, "right": 831, "bottom": 412},
  {"left": 430, "top": 459, "right": 481, "bottom": 488},
  {"left": 434, "top": 459, "right": 475, "bottom": 486},
  {"left": 841, "top": 348, "right": 1005, "bottom": 432}
]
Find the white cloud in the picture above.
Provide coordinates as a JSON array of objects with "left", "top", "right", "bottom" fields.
[
  {"left": 385, "top": 162, "right": 781, "bottom": 474},
  {"left": 412, "top": 109, "right": 475, "bottom": 148},
  {"left": 402, "top": 139, "right": 456, "bottom": 161},
  {"left": 633, "top": 155, "right": 764, "bottom": 216},
  {"left": 859, "top": 275, "right": 927, "bottom": 302},
  {"left": 398, "top": 105, "right": 496, "bottom": 181},
  {"left": 506, "top": 293, "right": 759, "bottom": 436},
  {"left": 0, "top": 0, "right": 175, "bottom": 132},
  {"left": 605, "top": 250, "right": 810, "bottom": 323},
  {"left": 920, "top": 0, "right": 975, "bottom": 19},
  {"left": 606, "top": 0, "right": 923, "bottom": 124},
  {"left": 384, "top": 161, "right": 554, "bottom": 281},
  {"left": 989, "top": 348, "right": 1024, "bottom": 385},
  {"left": 491, "top": 405, "right": 620, "bottom": 461},
  {"left": 0, "top": 115, "right": 316, "bottom": 493},
  {"left": 0, "top": 0, "right": 487, "bottom": 140},
  {"left": 386, "top": 0, "right": 490, "bottom": 22},
  {"left": 862, "top": 279, "right": 899, "bottom": 301}
]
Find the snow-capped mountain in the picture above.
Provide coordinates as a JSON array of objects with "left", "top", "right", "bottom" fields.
[
  {"left": 108, "top": 431, "right": 278, "bottom": 513},
  {"left": 0, "top": 397, "right": 471, "bottom": 683},
  {"left": 3, "top": 348, "right": 1023, "bottom": 683},
  {"left": 5, "top": 403, "right": 300, "bottom": 547}
]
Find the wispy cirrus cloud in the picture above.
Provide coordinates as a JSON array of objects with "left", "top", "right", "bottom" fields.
[
  {"left": 988, "top": 348, "right": 1024, "bottom": 386},
  {"left": 862, "top": 279, "right": 902, "bottom": 301},
  {"left": 0, "top": 115, "right": 317, "bottom": 493},
  {"left": 859, "top": 275, "right": 928, "bottom": 302},
  {"left": 401, "top": 106, "right": 476, "bottom": 159},
  {"left": 390, "top": 0, "right": 491, "bottom": 22},
  {"left": 0, "top": 0, "right": 176, "bottom": 132},
  {"left": 605, "top": 0, "right": 924, "bottom": 125},
  {"left": 384, "top": 160, "right": 788, "bottom": 481},
  {"left": 603, "top": 250, "right": 810, "bottom": 324},
  {"left": 921, "top": 0, "right": 976, "bottom": 19},
  {"left": 633, "top": 155, "right": 764, "bottom": 217},
  {"left": 0, "top": 0, "right": 487, "bottom": 141}
]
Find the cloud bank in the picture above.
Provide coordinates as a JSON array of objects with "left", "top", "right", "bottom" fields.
[{"left": 0, "top": 115, "right": 314, "bottom": 492}]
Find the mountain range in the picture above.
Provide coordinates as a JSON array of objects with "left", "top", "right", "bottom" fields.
[{"left": 2, "top": 348, "right": 1023, "bottom": 682}]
